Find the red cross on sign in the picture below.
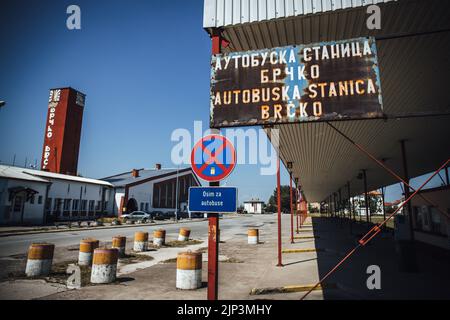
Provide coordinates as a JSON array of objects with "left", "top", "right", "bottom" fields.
[{"left": 190, "top": 134, "right": 236, "bottom": 182}]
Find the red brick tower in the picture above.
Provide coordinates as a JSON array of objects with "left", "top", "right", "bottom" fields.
[{"left": 41, "top": 87, "right": 85, "bottom": 175}]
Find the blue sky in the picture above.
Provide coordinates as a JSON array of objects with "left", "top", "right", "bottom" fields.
[{"left": 0, "top": 0, "right": 446, "bottom": 205}]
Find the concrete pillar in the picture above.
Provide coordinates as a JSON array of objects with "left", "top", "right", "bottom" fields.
[
  {"left": 133, "top": 232, "right": 148, "bottom": 252},
  {"left": 153, "top": 229, "right": 166, "bottom": 246},
  {"left": 78, "top": 238, "right": 99, "bottom": 266},
  {"left": 25, "top": 243, "right": 54, "bottom": 277},
  {"left": 90, "top": 248, "right": 118, "bottom": 284},
  {"left": 112, "top": 236, "right": 126, "bottom": 257},
  {"left": 178, "top": 228, "right": 191, "bottom": 241},
  {"left": 176, "top": 251, "right": 202, "bottom": 290},
  {"left": 247, "top": 229, "right": 259, "bottom": 244}
]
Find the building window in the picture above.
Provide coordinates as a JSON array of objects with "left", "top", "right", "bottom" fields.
[
  {"left": 54, "top": 198, "right": 63, "bottom": 216},
  {"left": 145, "top": 203, "right": 149, "bottom": 211},
  {"left": 140, "top": 202, "right": 144, "bottom": 211},
  {"left": 89, "top": 200, "right": 95, "bottom": 215},
  {"left": 64, "top": 199, "right": 71, "bottom": 211},
  {"left": 13, "top": 196, "right": 23, "bottom": 212},
  {"left": 30, "top": 195, "right": 35, "bottom": 204},
  {"left": 45, "top": 198, "right": 52, "bottom": 213},
  {"left": 72, "top": 199, "right": 79, "bottom": 211},
  {"left": 95, "top": 200, "right": 101, "bottom": 211},
  {"left": 38, "top": 196, "right": 43, "bottom": 205},
  {"left": 81, "top": 200, "right": 87, "bottom": 216}
]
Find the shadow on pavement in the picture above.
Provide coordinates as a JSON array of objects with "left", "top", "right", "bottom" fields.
[{"left": 311, "top": 216, "right": 450, "bottom": 299}]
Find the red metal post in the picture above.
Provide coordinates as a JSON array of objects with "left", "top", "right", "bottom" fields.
[
  {"left": 207, "top": 210, "right": 219, "bottom": 300},
  {"left": 207, "top": 32, "right": 223, "bottom": 301},
  {"left": 277, "top": 153, "right": 283, "bottom": 266},
  {"left": 290, "top": 173, "right": 294, "bottom": 243},
  {"left": 296, "top": 187, "right": 299, "bottom": 233}
]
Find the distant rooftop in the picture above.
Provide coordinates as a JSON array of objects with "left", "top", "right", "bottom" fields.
[
  {"left": 0, "top": 165, "right": 113, "bottom": 187},
  {"left": 101, "top": 167, "right": 193, "bottom": 187}
]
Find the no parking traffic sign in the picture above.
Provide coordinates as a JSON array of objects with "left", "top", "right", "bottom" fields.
[{"left": 190, "top": 134, "right": 236, "bottom": 182}]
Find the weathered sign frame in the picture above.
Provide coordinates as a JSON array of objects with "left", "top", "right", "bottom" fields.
[{"left": 210, "top": 37, "right": 383, "bottom": 128}]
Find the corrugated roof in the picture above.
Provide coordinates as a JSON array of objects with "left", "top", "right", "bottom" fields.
[
  {"left": 102, "top": 168, "right": 193, "bottom": 187},
  {"left": 0, "top": 165, "right": 113, "bottom": 187},
  {"left": 0, "top": 165, "right": 50, "bottom": 183},
  {"left": 203, "top": 0, "right": 396, "bottom": 28},
  {"left": 205, "top": 0, "right": 450, "bottom": 202}
]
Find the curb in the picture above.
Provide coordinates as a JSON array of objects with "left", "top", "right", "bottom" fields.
[
  {"left": 0, "top": 218, "right": 209, "bottom": 238},
  {"left": 282, "top": 248, "right": 323, "bottom": 253},
  {"left": 249, "top": 283, "right": 336, "bottom": 295},
  {"left": 294, "top": 236, "right": 319, "bottom": 239}
]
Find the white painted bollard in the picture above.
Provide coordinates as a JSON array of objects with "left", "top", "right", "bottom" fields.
[
  {"left": 178, "top": 228, "right": 191, "bottom": 241},
  {"left": 248, "top": 229, "right": 259, "bottom": 244},
  {"left": 133, "top": 232, "right": 148, "bottom": 252},
  {"left": 176, "top": 251, "right": 202, "bottom": 290},
  {"left": 90, "top": 248, "right": 118, "bottom": 284},
  {"left": 112, "top": 236, "right": 126, "bottom": 257},
  {"left": 25, "top": 243, "right": 55, "bottom": 277},
  {"left": 153, "top": 229, "right": 166, "bottom": 246},
  {"left": 78, "top": 238, "right": 99, "bottom": 266}
]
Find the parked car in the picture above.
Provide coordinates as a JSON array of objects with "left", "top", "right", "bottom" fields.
[
  {"left": 121, "top": 211, "right": 152, "bottom": 223},
  {"left": 151, "top": 211, "right": 166, "bottom": 220},
  {"left": 164, "top": 211, "right": 176, "bottom": 219},
  {"left": 177, "top": 211, "right": 189, "bottom": 220}
]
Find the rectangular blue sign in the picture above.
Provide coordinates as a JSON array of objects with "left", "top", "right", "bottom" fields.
[{"left": 188, "top": 187, "right": 237, "bottom": 213}]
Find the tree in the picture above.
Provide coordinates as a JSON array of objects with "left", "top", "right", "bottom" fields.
[{"left": 266, "top": 185, "right": 294, "bottom": 213}]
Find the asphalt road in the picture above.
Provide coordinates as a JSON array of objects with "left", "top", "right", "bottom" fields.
[{"left": 0, "top": 214, "right": 274, "bottom": 257}]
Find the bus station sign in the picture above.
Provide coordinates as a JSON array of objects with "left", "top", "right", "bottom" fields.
[{"left": 210, "top": 37, "right": 383, "bottom": 128}]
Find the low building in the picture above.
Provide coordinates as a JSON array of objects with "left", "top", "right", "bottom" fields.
[
  {"left": 102, "top": 164, "right": 200, "bottom": 216},
  {"left": 0, "top": 164, "right": 201, "bottom": 225},
  {"left": 243, "top": 199, "right": 264, "bottom": 214},
  {"left": 353, "top": 190, "right": 384, "bottom": 216},
  {"left": 0, "top": 165, "right": 112, "bottom": 225},
  {"left": 410, "top": 186, "right": 450, "bottom": 250}
]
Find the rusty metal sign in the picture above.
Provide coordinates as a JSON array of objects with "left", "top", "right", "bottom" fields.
[{"left": 210, "top": 37, "right": 383, "bottom": 128}]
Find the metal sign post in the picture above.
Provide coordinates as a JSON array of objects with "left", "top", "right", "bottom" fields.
[{"left": 190, "top": 133, "right": 236, "bottom": 301}]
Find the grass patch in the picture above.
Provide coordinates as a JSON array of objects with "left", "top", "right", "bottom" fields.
[
  {"left": 119, "top": 253, "right": 154, "bottom": 264},
  {"left": 163, "top": 239, "right": 203, "bottom": 248},
  {"left": 49, "top": 261, "right": 92, "bottom": 286},
  {"left": 222, "top": 257, "right": 243, "bottom": 263}
]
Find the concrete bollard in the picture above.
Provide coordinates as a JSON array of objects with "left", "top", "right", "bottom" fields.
[
  {"left": 78, "top": 238, "right": 99, "bottom": 266},
  {"left": 90, "top": 248, "right": 118, "bottom": 284},
  {"left": 176, "top": 251, "right": 202, "bottom": 290},
  {"left": 153, "top": 229, "right": 166, "bottom": 246},
  {"left": 112, "top": 236, "right": 126, "bottom": 257},
  {"left": 25, "top": 243, "right": 55, "bottom": 277},
  {"left": 248, "top": 229, "right": 259, "bottom": 244},
  {"left": 178, "top": 228, "right": 191, "bottom": 241},
  {"left": 133, "top": 232, "right": 148, "bottom": 252}
]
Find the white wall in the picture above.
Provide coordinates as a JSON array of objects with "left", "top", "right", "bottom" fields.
[
  {"left": 0, "top": 178, "right": 48, "bottom": 225},
  {"left": 46, "top": 178, "right": 110, "bottom": 219},
  {"left": 244, "top": 202, "right": 263, "bottom": 214}
]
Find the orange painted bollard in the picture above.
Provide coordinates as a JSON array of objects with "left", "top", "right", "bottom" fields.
[
  {"left": 134, "top": 232, "right": 148, "bottom": 252},
  {"left": 178, "top": 228, "right": 191, "bottom": 241},
  {"left": 176, "top": 251, "right": 202, "bottom": 289},
  {"left": 78, "top": 238, "right": 99, "bottom": 266},
  {"left": 25, "top": 243, "right": 55, "bottom": 277},
  {"left": 90, "top": 248, "right": 118, "bottom": 284},
  {"left": 248, "top": 229, "right": 259, "bottom": 244},
  {"left": 153, "top": 229, "right": 166, "bottom": 246},
  {"left": 112, "top": 236, "right": 126, "bottom": 257}
]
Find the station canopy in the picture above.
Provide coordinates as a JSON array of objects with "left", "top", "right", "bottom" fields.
[{"left": 203, "top": 0, "right": 450, "bottom": 202}]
